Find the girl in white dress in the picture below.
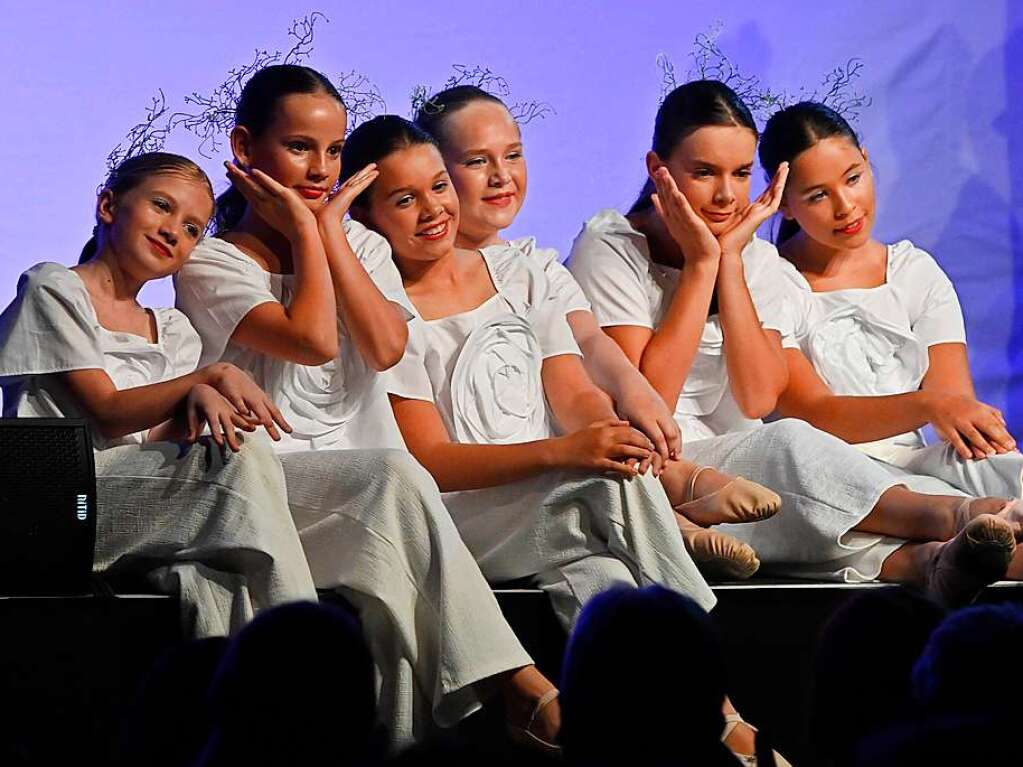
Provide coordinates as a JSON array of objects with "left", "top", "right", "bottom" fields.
[
  {"left": 339, "top": 112, "right": 714, "bottom": 629},
  {"left": 568, "top": 80, "right": 1021, "bottom": 608},
  {"left": 413, "top": 85, "right": 780, "bottom": 580},
  {"left": 172, "top": 65, "right": 557, "bottom": 748},
  {"left": 0, "top": 152, "right": 318, "bottom": 637},
  {"left": 757, "top": 101, "right": 1023, "bottom": 578}
]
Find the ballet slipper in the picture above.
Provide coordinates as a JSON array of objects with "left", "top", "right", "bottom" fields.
[
  {"left": 676, "top": 516, "right": 760, "bottom": 580},
  {"left": 721, "top": 711, "right": 793, "bottom": 767},
  {"left": 507, "top": 689, "right": 560, "bottom": 754},
  {"left": 953, "top": 497, "right": 1023, "bottom": 541},
  {"left": 996, "top": 499, "right": 1023, "bottom": 540},
  {"left": 925, "top": 514, "right": 1015, "bottom": 609},
  {"left": 674, "top": 466, "right": 781, "bottom": 528}
]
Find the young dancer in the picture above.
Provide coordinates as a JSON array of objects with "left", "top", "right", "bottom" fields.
[
  {"left": 173, "top": 65, "right": 557, "bottom": 748},
  {"left": 340, "top": 113, "right": 714, "bottom": 618},
  {"left": 568, "top": 80, "right": 1021, "bottom": 608},
  {"left": 0, "top": 152, "right": 318, "bottom": 636},
  {"left": 758, "top": 101, "right": 1023, "bottom": 568},
  {"left": 414, "top": 85, "right": 780, "bottom": 579}
]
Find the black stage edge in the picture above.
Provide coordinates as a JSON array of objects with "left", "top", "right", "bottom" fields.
[
  {"left": 3, "top": 581, "right": 1022, "bottom": 766},
  {"left": 494, "top": 580, "right": 1023, "bottom": 767}
]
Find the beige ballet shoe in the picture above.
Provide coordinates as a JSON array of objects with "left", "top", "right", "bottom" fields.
[
  {"left": 507, "top": 688, "right": 560, "bottom": 754},
  {"left": 952, "top": 496, "right": 1023, "bottom": 541},
  {"left": 674, "top": 467, "right": 781, "bottom": 528},
  {"left": 926, "top": 514, "right": 1016, "bottom": 608},
  {"left": 677, "top": 517, "right": 760, "bottom": 580},
  {"left": 722, "top": 711, "right": 793, "bottom": 767}
]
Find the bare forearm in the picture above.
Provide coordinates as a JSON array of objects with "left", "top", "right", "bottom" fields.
[
  {"left": 717, "top": 257, "right": 787, "bottom": 417},
  {"left": 413, "top": 440, "right": 561, "bottom": 491},
  {"left": 777, "top": 389, "right": 930, "bottom": 443},
  {"left": 65, "top": 366, "right": 219, "bottom": 439},
  {"left": 639, "top": 261, "right": 717, "bottom": 411},
  {"left": 577, "top": 324, "right": 648, "bottom": 403},
  {"left": 321, "top": 221, "right": 407, "bottom": 370},
  {"left": 286, "top": 223, "right": 339, "bottom": 357}
]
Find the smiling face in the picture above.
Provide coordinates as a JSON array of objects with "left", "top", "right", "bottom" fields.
[
  {"left": 232, "top": 91, "right": 348, "bottom": 211},
  {"left": 439, "top": 100, "right": 526, "bottom": 247},
  {"left": 781, "top": 136, "right": 875, "bottom": 249},
  {"left": 97, "top": 172, "right": 213, "bottom": 281},
  {"left": 654, "top": 124, "right": 757, "bottom": 235},
  {"left": 362, "top": 142, "right": 460, "bottom": 264}
]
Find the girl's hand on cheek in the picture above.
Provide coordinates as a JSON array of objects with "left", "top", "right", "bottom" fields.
[
  {"left": 317, "top": 164, "right": 379, "bottom": 227},
  {"left": 651, "top": 167, "right": 720, "bottom": 268},
  {"left": 718, "top": 162, "right": 789, "bottom": 257},
  {"left": 225, "top": 162, "right": 317, "bottom": 243}
]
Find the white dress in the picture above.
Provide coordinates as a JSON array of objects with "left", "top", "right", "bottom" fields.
[
  {"left": 569, "top": 209, "right": 909, "bottom": 581},
  {"left": 0, "top": 263, "right": 318, "bottom": 637},
  {"left": 384, "top": 244, "right": 716, "bottom": 624},
  {"left": 175, "top": 220, "right": 532, "bottom": 745},
  {"left": 780, "top": 240, "right": 1023, "bottom": 499}
]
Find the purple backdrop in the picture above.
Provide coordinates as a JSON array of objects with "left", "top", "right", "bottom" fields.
[{"left": 2, "top": 2, "right": 1021, "bottom": 429}]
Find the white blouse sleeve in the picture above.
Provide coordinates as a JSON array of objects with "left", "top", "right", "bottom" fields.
[
  {"left": 383, "top": 317, "right": 436, "bottom": 402},
  {"left": 157, "top": 309, "right": 203, "bottom": 378},
  {"left": 531, "top": 295, "right": 582, "bottom": 359},
  {"left": 344, "top": 218, "right": 415, "bottom": 319},
  {"left": 743, "top": 239, "right": 801, "bottom": 349},
  {"left": 174, "top": 240, "right": 279, "bottom": 366},
  {"left": 568, "top": 228, "right": 655, "bottom": 329},
  {"left": 513, "top": 239, "right": 591, "bottom": 315},
  {"left": 903, "top": 244, "right": 966, "bottom": 347},
  {"left": 0, "top": 263, "right": 106, "bottom": 380}
]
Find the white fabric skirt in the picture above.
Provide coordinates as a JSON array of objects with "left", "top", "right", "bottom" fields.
[
  {"left": 278, "top": 448, "right": 532, "bottom": 745},
  {"left": 93, "top": 434, "right": 317, "bottom": 638},
  {"left": 872, "top": 441, "right": 1023, "bottom": 500},
  {"left": 441, "top": 470, "right": 716, "bottom": 628},
  {"left": 684, "top": 419, "right": 906, "bottom": 581}
]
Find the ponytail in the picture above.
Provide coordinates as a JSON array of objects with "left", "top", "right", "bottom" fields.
[
  {"left": 78, "top": 227, "right": 99, "bottom": 264},
  {"left": 215, "top": 187, "right": 247, "bottom": 235}
]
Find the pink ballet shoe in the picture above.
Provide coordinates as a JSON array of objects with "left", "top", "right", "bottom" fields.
[
  {"left": 953, "top": 497, "right": 1023, "bottom": 541},
  {"left": 507, "top": 689, "right": 560, "bottom": 754},
  {"left": 677, "top": 517, "right": 760, "bottom": 580},
  {"left": 926, "top": 514, "right": 1015, "bottom": 608},
  {"left": 722, "top": 711, "right": 793, "bottom": 767},
  {"left": 674, "top": 466, "right": 781, "bottom": 528}
]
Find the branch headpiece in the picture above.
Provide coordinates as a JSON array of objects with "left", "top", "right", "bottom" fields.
[
  {"left": 104, "top": 11, "right": 386, "bottom": 172},
  {"left": 656, "top": 24, "right": 871, "bottom": 125},
  {"left": 409, "top": 64, "right": 555, "bottom": 126}
]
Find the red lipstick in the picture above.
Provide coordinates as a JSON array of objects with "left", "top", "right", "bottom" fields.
[{"left": 145, "top": 236, "right": 172, "bottom": 258}]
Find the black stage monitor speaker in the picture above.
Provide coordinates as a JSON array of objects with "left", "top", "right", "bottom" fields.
[{"left": 0, "top": 418, "right": 97, "bottom": 594}]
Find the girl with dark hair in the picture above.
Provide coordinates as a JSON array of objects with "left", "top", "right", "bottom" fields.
[
  {"left": 415, "top": 84, "right": 781, "bottom": 580},
  {"left": 341, "top": 114, "right": 715, "bottom": 699},
  {"left": 173, "top": 65, "right": 557, "bottom": 749},
  {"left": 759, "top": 102, "right": 1023, "bottom": 575},
  {"left": 568, "top": 81, "right": 1021, "bottom": 609},
  {"left": 0, "top": 151, "right": 318, "bottom": 636}
]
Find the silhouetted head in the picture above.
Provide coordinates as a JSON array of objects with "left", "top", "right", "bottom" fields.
[
  {"left": 560, "top": 585, "right": 732, "bottom": 766},
  {"left": 197, "top": 601, "right": 381, "bottom": 767},
  {"left": 912, "top": 602, "right": 1023, "bottom": 718},
  {"left": 811, "top": 587, "right": 945, "bottom": 765}
]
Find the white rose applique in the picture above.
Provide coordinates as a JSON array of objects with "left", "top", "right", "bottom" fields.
[
  {"left": 450, "top": 313, "right": 548, "bottom": 444},
  {"left": 807, "top": 304, "right": 927, "bottom": 396}
]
